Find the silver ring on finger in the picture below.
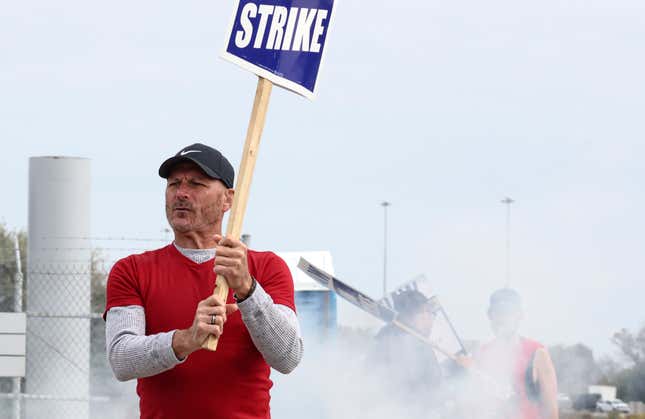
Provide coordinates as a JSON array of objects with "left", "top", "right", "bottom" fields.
[{"left": 210, "top": 314, "right": 216, "bottom": 325}]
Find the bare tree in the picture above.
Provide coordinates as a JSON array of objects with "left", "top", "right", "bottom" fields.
[
  {"left": 612, "top": 326, "right": 645, "bottom": 365},
  {"left": 0, "top": 223, "right": 27, "bottom": 311},
  {"left": 549, "top": 343, "right": 601, "bottom": 395},
  {"left": 610, "top": 325, "right": 645, "bottom": 402}
]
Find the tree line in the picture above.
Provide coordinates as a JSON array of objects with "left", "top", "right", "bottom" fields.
[{"left": 0, "top": 223, "right": 106, "bottom": 314}]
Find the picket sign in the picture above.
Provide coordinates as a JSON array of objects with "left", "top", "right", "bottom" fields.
[
  {"left": 203, "top": 0, "right": 335, "bottom": 351},
  {"left": 222, "top": 0, "right": 336, "bottom": 99}
]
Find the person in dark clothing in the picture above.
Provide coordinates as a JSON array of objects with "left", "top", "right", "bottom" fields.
[{"left": 370, "top": 289, "right": 443, "bottom": 410}]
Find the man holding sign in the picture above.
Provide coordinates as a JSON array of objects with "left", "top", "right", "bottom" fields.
[
  {"left": 104, "top": 144, "right": 303, "bottom": 419},
  {"left": 106, "top": 0, "right": 334, "bottom": 414}
]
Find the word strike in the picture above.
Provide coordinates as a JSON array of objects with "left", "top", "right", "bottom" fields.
[{"left": 235, "top": 3, "right": 329, "bottom": 52}]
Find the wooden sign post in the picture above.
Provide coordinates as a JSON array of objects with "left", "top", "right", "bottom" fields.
[
  {"left": 203, "top": 77, "right": 272, "bottom": 350},
  {"left": 203, "top": 0, "right": 335, "bottom": 351}
]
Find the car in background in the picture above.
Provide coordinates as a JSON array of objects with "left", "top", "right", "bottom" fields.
[
  {"left": 609, "top": 399, "right": 631, "bottom": 413},
  {"left": 596, "top": 399, "right": 631, "bottom": 413},
  {"left": 596, "top": 400, "right": 613, "bottom": 412},
  {"left": 574, "top": 393, "right": 601, "bottom": 411}
]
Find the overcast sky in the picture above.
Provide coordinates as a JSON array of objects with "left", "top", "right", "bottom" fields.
[{"left": 2, "top": 0, "right": 644, "bottom": 356}]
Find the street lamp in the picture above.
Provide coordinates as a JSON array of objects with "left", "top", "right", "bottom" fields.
[
  {"left": 500, "top": 197, "right": 514, "bottom": 288},
  {"left": 381, "top": 201, "right": 391, "bottom": 298}
]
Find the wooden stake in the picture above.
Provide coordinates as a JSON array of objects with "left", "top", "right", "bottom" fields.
[
  {"left": 392, "top": 320, "right": 457, "bottom": 360},
  {"left": 203, "top": 76, "right": 273, "bottom": 351},
  {"left": 392, "top": 320, "right": 514, "bottom": 399}
]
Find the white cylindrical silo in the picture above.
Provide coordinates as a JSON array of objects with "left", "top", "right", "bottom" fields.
[{"left": 27, "top": 156, "right": 91, "bottom": 419}]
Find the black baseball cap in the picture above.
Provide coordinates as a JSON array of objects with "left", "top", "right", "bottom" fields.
[
  {"left": 158, "top": 143, "right": 235, "bottom": 188},
  {"left": 392, "top": 289, "right": 430, "bottom": 317}
]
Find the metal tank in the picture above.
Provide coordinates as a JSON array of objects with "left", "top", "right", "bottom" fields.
[{"left": 27, "top": 156, "right": 91, "bottom": 419}]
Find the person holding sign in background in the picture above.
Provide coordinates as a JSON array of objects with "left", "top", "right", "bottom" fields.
[
  {"left": 370, "top": 288, "right": 443, "bottom": 410},
  {"left": 104, "top": 144, "right": 303, "bottom": 419}
]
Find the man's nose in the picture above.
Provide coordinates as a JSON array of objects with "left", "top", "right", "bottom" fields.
[{"left": 175, "top": 182, "right": 190, "bottom": 199}]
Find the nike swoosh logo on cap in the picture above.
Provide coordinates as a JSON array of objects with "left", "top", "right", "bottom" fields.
[{"left": 179, "top": 150, "right": 201, "bottom": 156}]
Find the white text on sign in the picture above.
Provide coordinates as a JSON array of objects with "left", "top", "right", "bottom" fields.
[{"left": 235, "top": 3, "right": 329, "bottom": 52}]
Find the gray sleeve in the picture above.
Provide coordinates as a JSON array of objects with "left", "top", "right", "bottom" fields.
[
  {"left": 105, "top": 305, "right": 184, "bottom": 382},
  {"left": 237, "top": 282, "right": 303, "bottom": 374}
]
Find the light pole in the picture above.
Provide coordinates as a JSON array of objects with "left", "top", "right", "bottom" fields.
[
  {"left": 381, "top": 201, "right": 391, "bottom": 298},
  {"left": 500, "top": 197, "right": 514, "bottom": 288}
]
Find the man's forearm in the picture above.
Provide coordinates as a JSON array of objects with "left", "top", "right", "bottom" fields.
[
  {"left": 172, "top": 329, "right": 198, "bottom": 360},
  {"left": 237, "top": 283, "right": 303, "bottom": 374},
  {"left": 106, "top": 306, "right": 184, "bottom": 381},
  {"left": 106, "top": 286, "right": 303, "bottom": 379}
]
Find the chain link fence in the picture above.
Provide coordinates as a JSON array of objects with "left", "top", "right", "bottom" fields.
[
  {"left": 26, "top": 262, "right": 95, "bottom": 419},
  {"left": 0, "top": 233, "right": 165, "bottom": 419},
  {"left": 0, "top": 233, "right": 25, "bottom": 419}
]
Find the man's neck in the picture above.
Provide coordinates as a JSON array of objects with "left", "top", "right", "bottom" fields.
[
  {"left": 173, "top": 230, "right": 220, "bottom": 249},
  {"left": 173, "top": 242, "right": 216, "bottom": 263}
]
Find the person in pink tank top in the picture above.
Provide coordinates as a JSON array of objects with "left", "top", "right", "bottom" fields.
[{"left": 458, "top": 289, "right": 559, "bottom": 419}]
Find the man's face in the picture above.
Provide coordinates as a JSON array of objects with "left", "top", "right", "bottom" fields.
[
  {"left": 488, "top": 308, "right": 522, "bottom": 340},
  {"left": 412, "top": 304, "right": 435, "bottom": 337},
  {"left": 165, "top": 162, "right": 233, "bottom": 234}
]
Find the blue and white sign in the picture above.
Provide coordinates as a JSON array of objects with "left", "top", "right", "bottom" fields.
[
  {"left": 298, "top": 258, "right": 397, "bottom": 323},
  {"left": 222, "top": 0, "right": 335, "bottom": 99}
]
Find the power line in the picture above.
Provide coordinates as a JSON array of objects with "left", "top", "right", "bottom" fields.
[{"left": 38, "top": 235, "right": 168, "bottom": 242}]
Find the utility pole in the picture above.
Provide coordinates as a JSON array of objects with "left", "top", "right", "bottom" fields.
[
  {"left": 381, "top": 201, "right": 391, "bottom": 298},
  {"left": 500, "top": 197, "right": 514, "bottom": 288}
]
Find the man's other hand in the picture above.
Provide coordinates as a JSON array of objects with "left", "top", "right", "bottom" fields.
[
  {"left": 173, "top": 295, "right": 238, "bottom": 359},
  {"left": 213, "top": 234, "right": 253, "bottom": 298}
]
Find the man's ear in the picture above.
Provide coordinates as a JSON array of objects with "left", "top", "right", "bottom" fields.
[{"left": 223, "top": 188, "right": 234, "bottom": 212}]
